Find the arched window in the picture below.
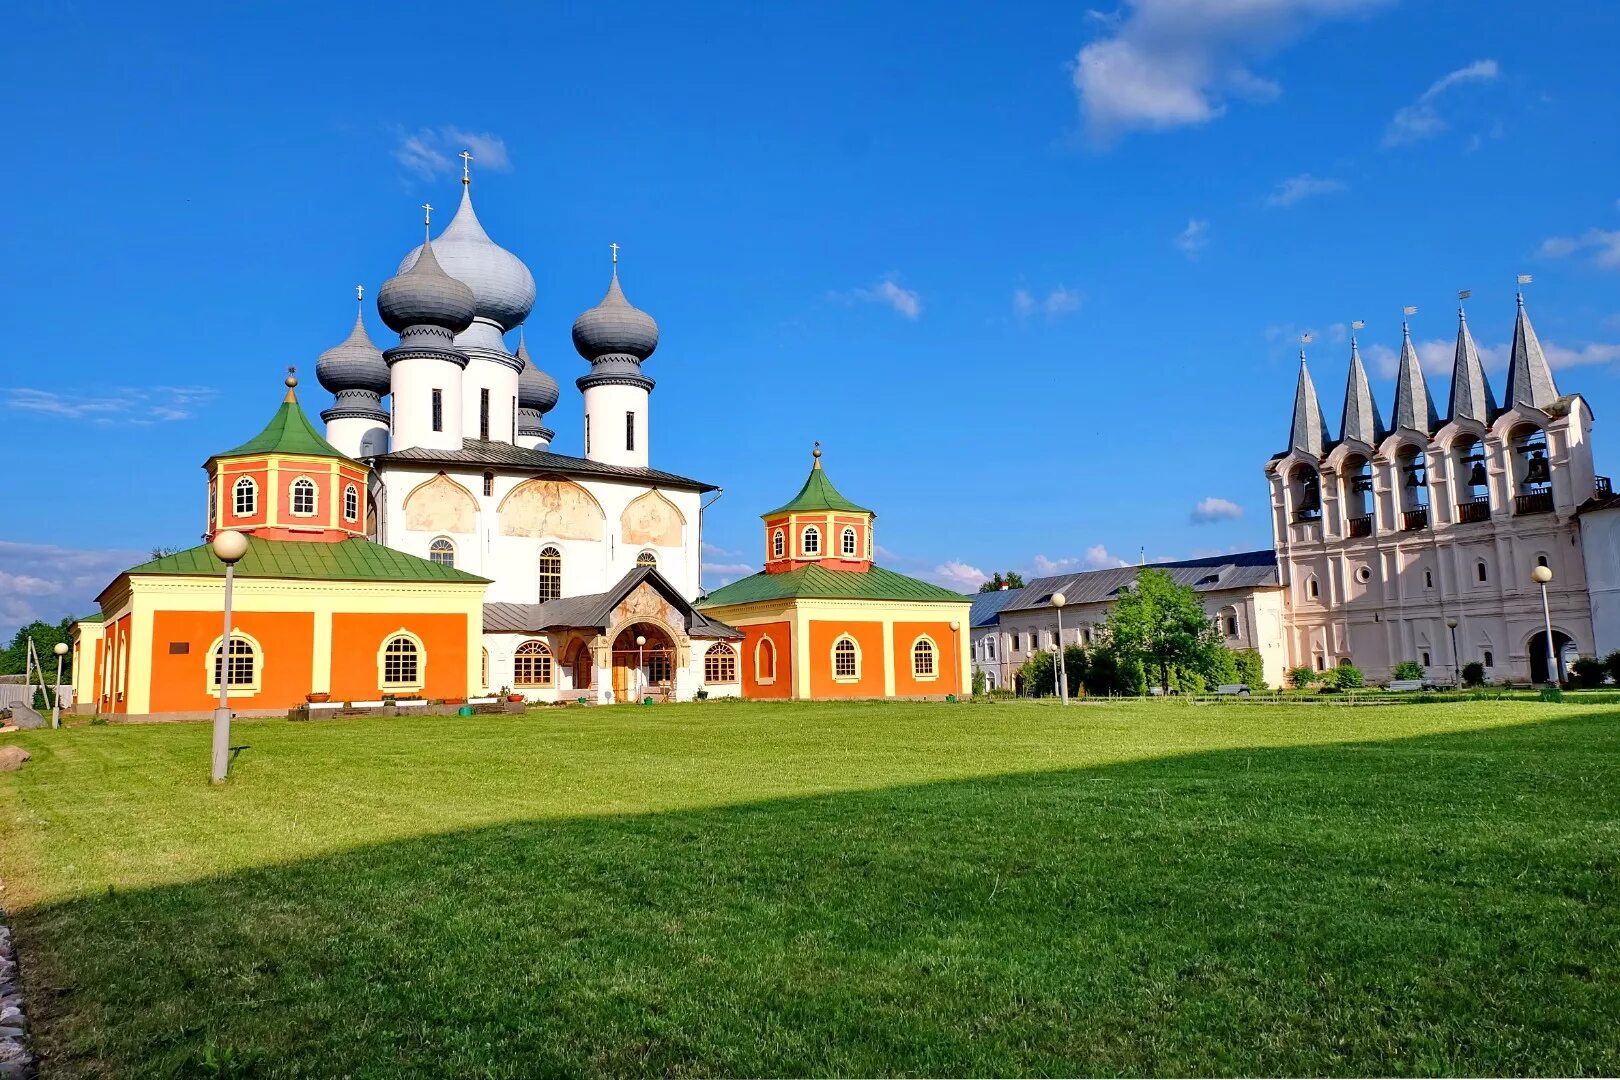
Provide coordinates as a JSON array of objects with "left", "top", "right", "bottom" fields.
[
  {"left": 429, "top": 537, "right": 455, "bottom": 567},
  {"left": 1483, "top": 650, "right": 1495, "bottom": 668},
  {"left": 290, "top": 477, "right": 317, "bottom": 516},
  {"left": 481, "top": 648, "right": 489, "bottom": 689},
  {"left": 1396, "top": 444, "right": 1430, "bottom": 519},
  {"left": 380, "top": 634, "right": 421, "bottom": 689},
  {"left": 1424, "top": 569, "right": 1434, "bottom": 589},
  {"left": 802, "top": 526, "right": 821, "bottom": 555},
  {"left": 1307, "top": 576, "right": 1319, "bottom": 600},
  {"left": 1455, "top": 436, "right": 1489, "bottom": 522},
  {"left": 233, "top": 477, "right": 257, "bottom": 517},
  {"left": 513, "top": 640, "right": 554, "bottom": 687},
  {"left": 1476, "top": 560, "right": 1489, "bottom": 583},
  {"left": 832, "top": 636, "right": 859, "bottom": 680},
  {"left": 538, "top": 546, "right": 562, "bottom": 602},
  {"left": 756, "top": 636, "right": 777, "bottom": 682},
  {"left": 1220, "top": 607, "right": 1239, "bottom": 637},
  {"left": 344, "top": 483, "right": 360, "bottom": 522},
  {"left": 1290, "top": 465, "right": 1321, "bottom": 522},
  {"left": 841, "top": 526, "right": 858, "bottom": 557},
  {"left": 705, "top": 643, "right": 738, "bottom": 683},
  {"left": 772, "top": 529, "right": 785, "bottom": 559},
  {"left": 1343, "top": 454, "right": 1374, "bottom": 531},
  {"left": 912, "top": 637, "right": 937, "bottom": 679},
  {"left": 636, "top": 551, "right": 658, "bottom": 569},
  {"left": 1536, "top": 553, "right": 1549, "bottom": 568},
  {"left": 209, "top": 634, "right": 258, "bottom": 692}
]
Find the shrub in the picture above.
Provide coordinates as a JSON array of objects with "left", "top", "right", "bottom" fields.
[
  {"left": 1231, "top": 649, "right": 1267, "bottom": 691},
  {"left": 971, "top": 669, "right": 987, "bottom": 696},
  {"left": 1461, "top": 661, "right": 1486, "bottom": 687},
  {"left": 1286, "top": 665, "right": 1317, "bottom": 689},
  {"left": 1605, "top": 650, "right": 1620, "bottom": 687},
  {"left": 1570, "top": 656, "right": 1607, "bottom": 689},
  {"left": 1539, "top": 686, "right": 1564, "bottom": 703},
  {"left": 1332, "top": 664, "right": 1364, "bottom": 690},
  {"left": 1392, "top": 660, "right": 1425, "bottom": 681}
]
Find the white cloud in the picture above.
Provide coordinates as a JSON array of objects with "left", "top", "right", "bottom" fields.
[
  {"left": 1539, "top": 228, "right": 1620, "bottom": 271},
  {"left": 0, "top": 541, "right": 148, "bottom": 639},
  {"left": 847, "top": 278, "right": 923, "bottom": 319},
  {"left": 1072, "top": 0, "right": 1389, "bottom": 142},
  {"left": 1175, "top": 218, "right": 1209, "bottom": 259},
  {"left": 1382, "top": 59, "right": 1500, "bottom": 148},
  {"left": 1190, "top": 497, "right": 1244, "bottom": 523},
  {"left": 395, "top": 127, "right": 512, "bottom": 179},
  {"left": 701, "top": 541, "right": 740, "bottom": 557},
  {"left": 1031, "top": 547, "right": 1129, "bottom": 575},
  {"left": 1369, "top": 335, "right": 1618, "bottom": 377},
  {"left": 6, "top": 386, "right": 215, "bottom": 425},
  {"left": 1083, "top": 544, "right": 1130, "bottom": 569},
  {"left": 702, "top": 562, "right": 754, "bottom": 578},
  {"left": 1265, "top": 173, "right": 1344, "bottom": 207},
  {"left": 928, "top": 560, "right": 988, "bottom": 592},
  {"left": 1014, "top": 285, "right": 1084, "bottom": 319}
]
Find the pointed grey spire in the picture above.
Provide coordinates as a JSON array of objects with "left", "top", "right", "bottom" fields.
[
  {"left": 1447, "top": 307, "right": 1498, "bottom": 425},
  {"left": 1288, "top": 352, "right": 1331, "bottom": 456},
  {"left": 1339, "top": 336, "right": 1385, "bottom": 445},
  {"left": 1505, "top": 293, "right": 1559, "bottom": 411},
  {"left": 1391, "top": 322, "right": 1439, "bottom": 434}
]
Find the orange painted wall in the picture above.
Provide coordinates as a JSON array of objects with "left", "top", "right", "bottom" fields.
[
  {"left": 807, "top": 619, "right": 886, "bottom": 698},
  {"left": 329, "top": 613, "right": 469, "bottom": 702},
  {"left": 276, "top": 465, "right": 325, "bottom": 522},
  {"left": 216, "top": 460, "right": 270, "bottom": 531},
  {"left": 740, "top": 621, "right": 793, "bottom": 699},
  {"left": 892, "top": 621, "right": 965, "bottom": 697},
  {"left": 104, "top": 615, "right": 130, "bottom": 714},
  {"left": 148, "top": 610, "right": 314, "bottom": 713}
]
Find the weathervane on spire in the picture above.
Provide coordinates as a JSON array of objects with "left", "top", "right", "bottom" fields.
[
  {"left": 1458, "top": 289, "right": 1472, "bottom": 315},
  {"left": 460, "top": 149, "right": 473, "bottom": 185},
  {"left": 812, "top": 440, "right": 822, "bottom": 468},
  {"left": 1299, "top": 332, "right": 1311, "bottom": 365},
  {"left": 610, "top": 242, "right": 620, "bottom": 266},
  {"left": 1403, "top": 305, "right": 1418, "bottom": 332},
  {"left": 1351, "top": 319, "right": 1365, "bottom": 343},
  {"left": 1517, "top": 273, "right": 1533, "bottom": 302}
]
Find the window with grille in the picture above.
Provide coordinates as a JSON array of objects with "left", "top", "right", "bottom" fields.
[
  {"left": 841, "top": 526, "right": 858, "bottom": 556},
  {"left": 538, "top": 547, "right": 562, "bottom": 602},
  {"left": 483, "top": 472, "right": 494, "bottom": 497},
  {"left": 833, "top": 637, "right": 858, "bottom": 679},
  {"left": 803, "top": 526, "right": 821, "bottom": 555},
  {"left": 772, "top": 530, "right": 785, "bottom": 558},
  {"left": 626, "top": 411, "right": 635, "bottom": 452},
  {"left": 480, "top": 388, "right": 490, "bottom": 441},
  {"left": 344, "top": 484, "right": 359, "bottom": 522},
  {"left": 636, "top": 551, "right": 657, "bottom": 569},
  {"left": 429, "top": 538, "right": 455, "bottom": 567},
  {"left": 513, "top": 640, "right": 554, "bottom": 687},
  {"left": 382, "top": 636, "right": 419, "bottom": 686},
  {"left": 705, "top": 643, "right": 738, "bottom": 683},
  {"left": 212, "top": 637, "right": 254, "bottom": 688},
  {"left": 431, "top": 389, "right": 443, "bottom": 432},
  {"left": 912, "top": 638, "right": 936, "bottom": 678},
  {"left": 233, "top": 477, "right": 256, "bottom": 516},
  {"left": 291, "top": 477, "right": 317, "bottom": 515},
  {"left": 648, "top": 651, "right": 673, "bottom": 684}
]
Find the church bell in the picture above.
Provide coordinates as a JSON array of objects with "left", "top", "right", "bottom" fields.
[
  {"left": 1467, "top": 460, "right": 1488, "bottom": 488},
  {"left": 1524, "top": 451, "right": 1551, "bottom": 486},
  {"left": 1405, "top": 466, "right": 1425, "bottom": 489}
]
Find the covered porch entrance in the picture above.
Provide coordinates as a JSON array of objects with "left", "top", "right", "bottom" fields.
[{"left": 611, "top": 622, "right": 676, "bottom": 702}]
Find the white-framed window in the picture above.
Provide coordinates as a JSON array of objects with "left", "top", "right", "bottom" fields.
[
  {"left": 290, "top": 476, "right": 317, "bottom": 516},
  {"left": 832, "top": 635, "right": 860, "bottom": 681},
  {"left": 912, "top": 636, "right": 937, "bottom": 680},
  {"left": 841, "top": 526, "right": 858, "bottom": 557},
  {"left": 233, "top": 476, "right": 257, "bottom": 517},
  {"left": 379, "top": 632, "right": 424, "bottom": 692},
  {"left": 772, "top": 529, "right": 785, "bottom": 559},
  {"left": 705, "top": 643, "right": 738, "bottom": 683},
  {"left": 636, "top": 551, "right": 658, "bottom": 569},
  {"left": 344, "top": 483, "right": 359, "bottom": 522},
  {"left": 538, "top": 546, "right": 562, "bottom": 602},
  {"left": 429, "top": 537, "right": 455, "bottom": 567},
  {"left": 756, "top": 636, "right": 777, "bottom": 684},
  {"left": 802, "top": 526, "right": 821, "bottom": 555},
  {"left": 513, "top": 640, "right": 554, "bottom": 687},
  {"left": 206, "top": 631, "right": 261, "bottom": 694}
]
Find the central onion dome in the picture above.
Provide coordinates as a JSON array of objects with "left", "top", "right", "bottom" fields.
[
  {"left": 517, "top": 335, "right": 559, "bottom": 413},
  {"left": 377, "top": 239, "right": 475, "bottom": 333},
  {"left": 316, "top": 308, "right": 389, "bottom": 396},
  {"left": 398, "top": 187, "right": 535, "bottom": 332},
  {"left": 572, "top": 269, "right": 659, "bottom": 360}
]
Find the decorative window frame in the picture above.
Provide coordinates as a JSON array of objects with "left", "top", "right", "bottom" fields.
[
  {"left": 537, "top": 544, "right": 564, "bottom": 603},
  {"left": 205, "top": 629, "right": 263, "bottom": 696},
  {"left": 802, "top": 525, "right": 822, "bottom": 556},
  {"left": 428, "top": 536, "right": 456, "bottom": 567},
  {"left": 377, "top": 629, "right": 426, "bottom": 694},
  {"left": 1306, "top": 575, "right": 1320, "bottom": 600},
  {"left": 289, "top": 475, "right": 319, "bottom": 518},
  {"left": 344, "top": 483, "right": 360, "bottom": 522},
  {"left": 636, "top": 550, "right": 658, "bottom": 569},
  {"left": 910, "top": 634, "right": 939, "bottom": 681},
  {"left": 772, "top": 529, "right": 785, "bottom": 559},
  {"left": 232, "top": 476, "right": 258, "bottom": 517},
  {"left": 1476, "top": 559, "right": 1489, "bottom": 584},
  {"left": 704, "top": 642, "right": 739, "bottom": 684},
  {"left": 755, "top": 635, "right": 777, "bottom": 685},
  {"left": 840, "top": 526, "right": 858, "bottom": 557},
  {"left": 513, "top": 639, "right": 555, "bottom": 688},
  {"left": 831, "top": 634, "right": 861, "bottom": 683}
]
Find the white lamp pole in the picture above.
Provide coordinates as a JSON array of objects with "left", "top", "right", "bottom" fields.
[
  {"left": 635, "top": 634, "right": 647, "bottom": 702},
  {"left": 1531, "top": 565, "right": 1559, "bottom": 686},
  {"left": 1051, "top": 592, "right": 1068, "bottom": 705},
  {"left": 949, "top": 620, "right": 961, "bottom": 697},
  {"left": 1445, "top": 616, "right": 1460, "bottom": 687},
  {"left": 211, "top": 530, "right": 249, "bottom": 783},
  {"left": 51, "top": 641, "right": 68, "bottom": 728}
]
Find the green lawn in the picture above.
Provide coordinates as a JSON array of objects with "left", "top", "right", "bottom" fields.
[{"left": 1, "top": 700, "right": 1618, "bottom": 1077}]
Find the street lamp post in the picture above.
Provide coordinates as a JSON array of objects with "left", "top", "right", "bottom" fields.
[
  {"left": 635, "top": 634, "right": 647, "bottom": 702},
  {"left": 51, "top": 641, "right": 68, "bottom": 728},
  {"left": 211, "top": 529, "right": 249, "bottom": 784},
  {"left": 1445, "top": 616, "right": 1460, "bottom": 687},
  {"left": 1531, "top": 565, "right": 1560, "bottom": 686},
  {"left": 1051, "top": 592, "right": 1068, "bottom": 705},
  {"left": 949, "top": 621, "right": 961, "bottom": 697}
]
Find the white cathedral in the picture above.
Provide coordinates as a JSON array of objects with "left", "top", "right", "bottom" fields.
[{"left": 313, "top": 168, "right": 741, "bottom": 702}]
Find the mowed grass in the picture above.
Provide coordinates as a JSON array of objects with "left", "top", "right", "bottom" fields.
[{"left": 1, "top": 700, "right": 1618, "bottom": 1077}]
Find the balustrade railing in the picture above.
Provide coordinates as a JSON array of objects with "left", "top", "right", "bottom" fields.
[
  {"left": 1515, "top": 490, "right": 1554, "bottom": 516},
  {"left": 1402, "top": 508, "right": 1429, "bottom": 531},
  {"left": 1456, "top": 495, "right": 1491, "bottom": 524},
  {"left": 1347, "top": 515, "right": 1373, "bottom": 538}
]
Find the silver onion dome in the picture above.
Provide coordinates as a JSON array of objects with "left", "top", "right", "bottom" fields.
[
  {"left": 517, "top": 335, "right": 559, "bottom": 413},
  {"left": 398, "top": 187, "right": 535, "bottom": 332},
  {"left": 315, "top": 308, "right": 389, "bottom": 396},
  {"left": 571, "top": 269, "right": 659, "bottom": 360},
  {"left": 377, "top": 239, "right": 476, "bottom": 333}
]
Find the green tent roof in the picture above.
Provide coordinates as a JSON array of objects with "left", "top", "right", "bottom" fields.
[
  {"left": 697, "top": 563, "right": 967, "bottom": 608},
  {"left": 215, "top": 392, "right": 345, "bottom": 460},
  {"left": 763, "top": 463, "right": 874, "bottom": 518},
  {"left": 121, "top": 537, "right": 489, "bottom": 585}
]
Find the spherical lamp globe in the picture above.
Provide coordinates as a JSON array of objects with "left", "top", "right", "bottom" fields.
[
  {"left": 53, "top": 641, "right": 68, "bottom": 656},
  {"left": 212, "top": 530, "right": 249, "bottom": 564},
  {"left": 1531, "top": 565, "right": 1554, "bottom": 585},
  {"left": 1051, "top": 592, "right": 1066, "bottom": 609},
  {"left": 635, "top": 635, "right": 646, "bottom": 647}
]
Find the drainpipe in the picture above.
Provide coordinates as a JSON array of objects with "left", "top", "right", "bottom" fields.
[{"left": 698, "top": 488, "right": 725, "bottom": 596}]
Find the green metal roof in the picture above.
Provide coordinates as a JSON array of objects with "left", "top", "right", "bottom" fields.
[
  {"left": 215, "top": 392, "right": 345, "bottom": 460},
  {"left": 697, "top": 563, "right": 968, "bottom": 608},
  {"left": 121, "top": 537, "right": 489, "bottom": 584},
  {"left": 77, "top": 612, "right": 104, "bottom": 623},
  {"left": 763, "top": 463, "right": 874, "bottom": 518}
]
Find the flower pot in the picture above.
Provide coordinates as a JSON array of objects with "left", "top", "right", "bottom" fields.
[
  {"left": 507, "top": 693, "right": 525, "bottom": 703},
  {"left": 444, "top": 697, "right": 465, "bottom": 706},
  {"left": 305, "top": 692, "right": 330, "bottom": 703}
]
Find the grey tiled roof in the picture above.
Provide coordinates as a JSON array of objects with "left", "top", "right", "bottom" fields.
[
  {"left": 1392, "top": 324, "right": 1439, "bottom": 434},
  {"left": 997, "top": 549, "right": 1280, "bottom": 616},
  {"left": 373, "top": 438, "right": 717, "bottom": 492},
  {"left": 969, "top": 588, "right": 1021, "bottom": 628},
  {"left": 1448, "top": 310, "right": 1499, "bottom": 425},
  {"left": 1339, "top": 339, "right": 1385, "bottom": 446},
  {"left": 484, "top": 565, "right": 742, "bottom": 638},
  {"left": 1506, "top": 295, "right": 1560, "bottom": 411},
  {"left": 1288, "top": 356, "right": 1330, "bottom": 456}
]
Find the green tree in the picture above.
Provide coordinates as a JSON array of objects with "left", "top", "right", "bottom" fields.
[
  {"left": 1017, "top": 649, "right": 1056, "bottom": 696},
  {"left": 1102, "top": 569, "right": 1224, "bottom": 696},
  {"left": 1082, "top": 644, "right": 1142, "bottom": 697},
  {"left": 1231, "top": 648, "right": 1266, "bottom": 690},
  {"left": 977, "top": 571, "right": 1027, "bottom": 594},
  {"left": 971, "top": 668, "right": 987, "bottom": 696},
  {"left": 1332, "top": 664, "right": 1364, "bottom": 690},
  {"left": 1461, "top": 661, "right": 1486, "bottom": 687},
  {"left": 1392, "top": 660, "right": 1425, "bottom": 681},
  {"left": 1, "top": 618, "right": 76, "bottom": 681}
]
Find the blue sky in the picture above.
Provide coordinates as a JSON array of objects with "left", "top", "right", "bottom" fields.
[{"left": 3, "top": 0, "right": 1619, "bottom": 633}]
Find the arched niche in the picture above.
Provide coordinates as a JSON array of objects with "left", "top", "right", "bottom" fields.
[
  {"left": 621, "top": 490, "right": 685, "bottom": 547},
  {"left": 403, "top": 473, "right": 478, "bottom": 534},
  {"left": 498, "top": 477, "right": 605, "bottom": 540}
]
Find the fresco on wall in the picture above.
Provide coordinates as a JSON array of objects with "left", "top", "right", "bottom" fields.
[
  {"left": 402, "top": 473, "right": 478, "bottom": 534},
  {"left": 499, "top": 478, "right": 604, "bottom": 540},
  {"left": 621, "top": 490, "right": 685, "bottom": 547}
]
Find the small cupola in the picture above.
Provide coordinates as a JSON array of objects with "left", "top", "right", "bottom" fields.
[{"left": 761, "top": 443, "right": 876, "bottom": 573}]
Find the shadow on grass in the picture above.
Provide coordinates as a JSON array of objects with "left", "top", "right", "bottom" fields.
[{"left": 17, "top": 714, "right": 1620, "bottom": 1078}]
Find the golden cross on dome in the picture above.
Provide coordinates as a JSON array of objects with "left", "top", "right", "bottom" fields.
[{"left": 460, "top": 149, "right": 472, "bottom": 185}]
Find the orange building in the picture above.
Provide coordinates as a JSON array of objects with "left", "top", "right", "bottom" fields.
[
  {"left": 696, "top": 448, "right": 972, "bottom": 699},
  {"left": 74, "top": 376, "right": 488, "bottom": 718}
]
